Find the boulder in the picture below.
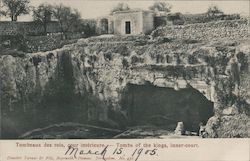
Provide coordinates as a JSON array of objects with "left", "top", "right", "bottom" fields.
[{"left": 205, "top": 116, "right": 220, "bottom": 138}]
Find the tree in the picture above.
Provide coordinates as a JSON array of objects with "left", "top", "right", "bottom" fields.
[
  {"left": 52, "top": 4, "right": 82, "bottom": 39},
  {"left": 149, "top": 1, "right": 172, "bottom": 15},
  {"left": 206, "top": 5, "right": 224, "bottom": 17},
  {"left": 167, "top": 12, "right": 185, "bottom": 25},
  {"left": 2, "top": 0, "right": 30, "bottom": 21},
  {"left": 0, "top": 1, "right": 6, "bottom": 17},
  {"left": 110, "top": 3, "right": 130, "bottom": 14},
  {"left": 33, "top": 4, "right": 53, "bottom": 35}
]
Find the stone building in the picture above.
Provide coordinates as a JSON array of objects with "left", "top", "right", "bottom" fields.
[
  {"left": 96, "top": 16, "right": 114, "bottom": 35},
  {"left": 97, "top": 10, "right": 155, "bottom": 35}
]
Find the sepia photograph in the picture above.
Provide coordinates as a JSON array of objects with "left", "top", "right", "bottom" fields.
[{"left": 0, "top": 0, "right": 249, "bottom": 140}]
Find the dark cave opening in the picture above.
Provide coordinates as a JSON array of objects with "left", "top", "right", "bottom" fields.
[{"left": 120, "top": 83, "right": 214, "bottom": 132}]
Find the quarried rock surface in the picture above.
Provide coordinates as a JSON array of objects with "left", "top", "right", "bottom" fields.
[{"left": 0, "top": 21, "right": 249, "bottom": 138}]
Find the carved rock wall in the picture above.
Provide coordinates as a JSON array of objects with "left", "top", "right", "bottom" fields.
[{"left": 0, "top": 35, "right": 249, "bottom": 138}]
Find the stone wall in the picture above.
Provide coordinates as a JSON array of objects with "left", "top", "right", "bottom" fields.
[
  {"left": 151, "top": 19, "right": 249, "bottom": 41},
  {"left": 0, "top": 21, "right": 61, "bottom": 36},
  {"left": 183, "top": 13, "right": 241, "bottom": 24},
  {"left": 142, "top": 11, "right": 155, "bottom": 34},
  {"left": 25, "top": 35, "right": 78, "bottom": 53},
  {"left": 0, "top": 20, "right": 97, "bottom": 36}
]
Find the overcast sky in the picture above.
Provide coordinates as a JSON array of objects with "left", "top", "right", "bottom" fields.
[{"left": 0, "top": 0, "right": 249, "bottom": 21}]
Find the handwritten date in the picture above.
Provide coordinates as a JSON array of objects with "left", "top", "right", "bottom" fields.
[{"left": 65, "top": 145, "right": 158, "bottom": 161}]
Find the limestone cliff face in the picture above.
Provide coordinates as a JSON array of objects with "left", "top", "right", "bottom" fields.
[
  {"left": 0, "top": 52, "right": 56, "bottom": 106},
  {"left": 72, "top": 38, "right": 249, "bottom": 111},
  {"left": 0, "top": 35, "right": 249, "bottom": 138}
]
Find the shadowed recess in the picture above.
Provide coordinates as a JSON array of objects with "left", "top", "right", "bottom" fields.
[{"left": 120, "top": 83, "right": 214, "bottom": 132}]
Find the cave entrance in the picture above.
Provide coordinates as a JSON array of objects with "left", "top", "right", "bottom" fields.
[{"left": 120, "top": 83, "right": 214, "bottom": 132}]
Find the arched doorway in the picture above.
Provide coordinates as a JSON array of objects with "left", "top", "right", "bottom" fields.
[{"left": 100, "top": 18, "right": 109, "bottom": 34}]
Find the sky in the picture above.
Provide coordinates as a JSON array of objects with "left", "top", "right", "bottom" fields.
[{"left": 0, "top": 0, "right": 249, "bottom": 21}]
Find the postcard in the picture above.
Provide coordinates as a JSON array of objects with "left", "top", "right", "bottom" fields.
[{"left": 0, "top": 0, "right": 249, "bottom": 161}]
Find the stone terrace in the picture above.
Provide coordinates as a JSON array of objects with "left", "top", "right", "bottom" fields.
[{"left": 151, "top": 19, "right": 249, "bottom": 41}]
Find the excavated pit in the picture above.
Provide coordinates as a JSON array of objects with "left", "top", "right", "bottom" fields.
[
  {"left": 1, "top": 52, "right": 109, "bottom": 139},
  {"left": 120, "top": 83, "right": 214, "bottom": 133}
]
